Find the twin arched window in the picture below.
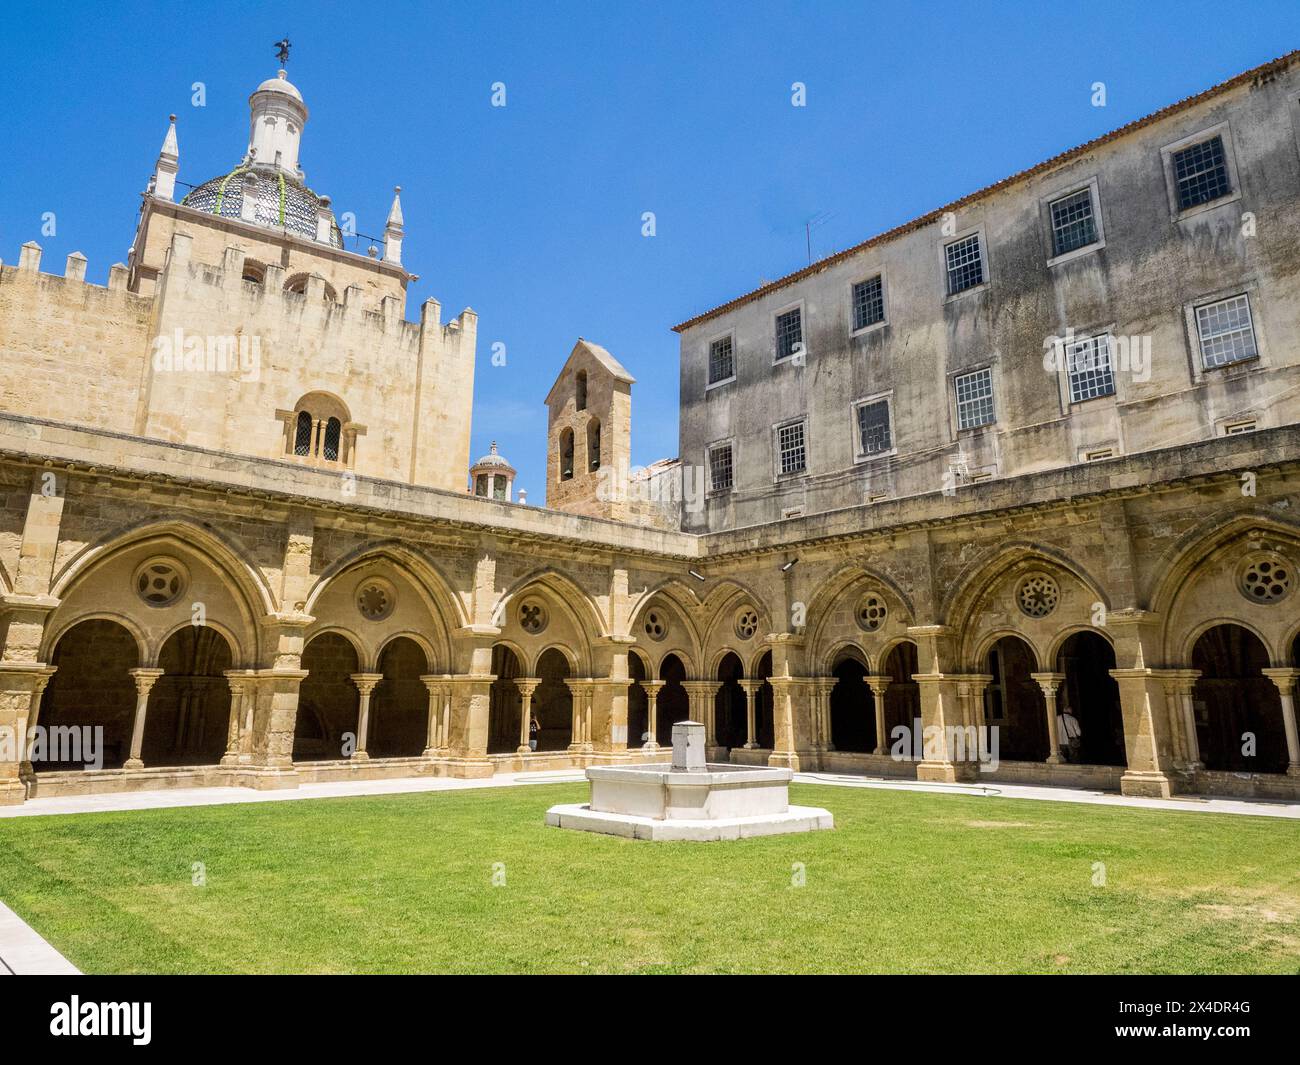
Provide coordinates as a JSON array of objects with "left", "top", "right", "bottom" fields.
[{"left": 286, "top": 393, "right": 352, "bottom": 466}]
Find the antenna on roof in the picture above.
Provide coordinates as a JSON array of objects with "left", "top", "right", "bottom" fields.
[{"left": 804, "top": 211, "right": 834, "bottom": 265}]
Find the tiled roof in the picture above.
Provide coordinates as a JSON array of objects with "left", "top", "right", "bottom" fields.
[{"left": 671, "top": 49, "right": 1298, "bottom": 334}]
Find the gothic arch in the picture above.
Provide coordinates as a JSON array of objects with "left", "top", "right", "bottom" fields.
[
  {"left": 305, "top": 541, "right": 465, "bottom": 636},
  {"left": 1180, "top": 616, "right": 1277, "bottom": 666},
  {"left": 824, "top": 640, "right": 871, "bottom": 674},
  {"left": 152, "top": 617, "right": 248, "bottom": 670},
  {"left": 944, "top": 540, "right": 1111, "bottom": 634},
  {"left": 699, "top": 580, "right": 772, "bottom": 662},
  {"left": 1146, "top": 511, "right": 1300, "bottom": 617},
  {"left": 50, "top": 520, "right": 277, "bottom": 616},
  {"left": 44, "top": 610, "right": 147, "bottom": 666},
  {"left": 43, "top": 522, "right": 270, "bottom": 664},
  {"left": 376, "top": 630, "right": 435, "bottom": 673},
  {"left": 804, "top": 563, "right": 914, "bottom": 669},
  {"left": 1044, "top": 623, "right": 1115, "bottom": 666},
  {"left": 495, "top": 568, "right": 608, "bottom": 642}
]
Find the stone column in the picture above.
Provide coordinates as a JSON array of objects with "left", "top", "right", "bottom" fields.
[
  {"left": 0, "top": 664, "right": 55, "bottom": 802},
  {"left": 124, "top": 668, "right": 165, "bottom": 770},
  {"left": 866, "top": 675, "right": 890, "bottom": 756},
  {"left": 812, "top": 677, "right": 835, "bottom": 752},
  {"left": 681, "top": 681, "right": 720, "bottom": 748},
  {"left": 514, "top": 678, "right": 541, "bottom": 754},
  {"left": 220, "top": 670, "right": 255, "bottom": 767},
  {"left": 1108, "top": 609, "right": 1177, "bottom": 797},
  {"left": 1159, "top": 670, "right": 1202, "bottom": 770},
  {"left": 908, "top": 625, "right": 970, "bottom": 782},
  {"left": 1030, "top": 671, "right": 1067, "bottom": 764},
  {"left": 767, "top": 677, "right": 816, "bottom": 771},
  {"left": 419, "top": 675, "right": 448, "bottom": 757},
  {"left": 350, "top": 673, "right": 383, "bottom": 760},
  {"left": 566, "top": 679, "right": 594, "bottom": 752},
  {"left": 1261, "top": 668, "right": 1300, "bottom": 775},
  {"left": 641, "top": 680, "right": 665, "bottom": 750},
  {"left": 739, "top": 680, "right": 762, "bottom": 749}
]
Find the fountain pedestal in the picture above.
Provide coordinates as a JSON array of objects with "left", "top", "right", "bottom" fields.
[{"left": 545, "top": 721, "right": 833, "bottom": 841}]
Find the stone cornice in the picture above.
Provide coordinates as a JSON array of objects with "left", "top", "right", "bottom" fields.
[{"left": 0, "top": 414, "right": 1295, "bottom": 570}]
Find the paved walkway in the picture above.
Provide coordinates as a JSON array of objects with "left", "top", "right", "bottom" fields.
[
  {"left": 2, "top": 768, "right": 1297, "bottom": 819},
  {"left": 0, "top": 900, "right": 80, "bottom": 975}
]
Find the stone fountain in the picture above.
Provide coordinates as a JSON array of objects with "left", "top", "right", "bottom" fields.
[{"left": 545, "top": 720, "right": 833, "bottom": 841}]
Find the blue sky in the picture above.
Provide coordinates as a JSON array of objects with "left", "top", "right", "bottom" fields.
[{"left": 2, "top": 1, "right": 1298, "bottom": 501}]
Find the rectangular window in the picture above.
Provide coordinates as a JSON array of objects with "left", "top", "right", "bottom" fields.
[
  {"left": 1066, "top": 333, "right": 1116, "bottom": 403},
  {"left": 1049, "top": 188, "right": 1098, "bottom": 257},
  {"left": 955, "top": 368, "right": 994, "bottom": 430},
  {"left": 775, "top": 307, "right": 803, "bottom": 361},
  {"left": 852, "top": 276, "right": 885, "bottom": 331},
  {"left": 945, "top": 233, "right": 984, "bottom": 295},
  {"left": 1084, "top": 448, "right": 1114, "bottom": 462},
  {"left": 1223, "top": 419, "right": 1257, "bottom": 435},
  {"left": 708, "top": 443, "right": 733, "bottom": 492},
  {"left": 855, "top": 399, "right": 892, "bottom": 455},
  {"left": 708, "top": 335, "right": 734, "bottom": 384},
  {"left": 1196, "top": 294, "right": 1257, "bottom": 369},
  {"left": 777, "top": 420, "right": 806, "bottom": 475},
  {"left": 1173, "top": 136, "right": 1231, "bottom": 211}
]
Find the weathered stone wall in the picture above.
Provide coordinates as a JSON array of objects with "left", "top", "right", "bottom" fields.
[{"left": 677, "top": 56, "right": 1300, "bottom": 532}]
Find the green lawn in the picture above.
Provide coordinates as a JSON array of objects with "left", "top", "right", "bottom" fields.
[{"left": 0, "top": 782, "right": 1297, "bottom": 973}]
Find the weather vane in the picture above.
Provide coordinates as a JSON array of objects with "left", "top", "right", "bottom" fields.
[{"left": 274, "top": 37, "right": 291, "bottom": 66}]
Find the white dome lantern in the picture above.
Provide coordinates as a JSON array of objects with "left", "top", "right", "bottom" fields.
[{"left": 470, "top": 442, "right": 517, "bottom": 502}]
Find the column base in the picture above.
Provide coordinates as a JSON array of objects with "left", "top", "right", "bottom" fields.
[
  {"left": 769, "top": 750, "right": 814, "bottom": 772},
  {"left": 1120, "top": 770, "right": 1174, "bottom": 798},
  {"left": 219, "top": 753, "right": 240, "bottom": 767},
  {"left": 442, "top": 756, "right": 495, "bottom": 779},
  {"left": 123, "top": 758, "right": 144, "bottom": 771},
  {"left": 1287, "top": 764, "right": 1300, "bottom": 777},
  {"left": 516, "top": 745, "right": 532, "bottom": 755},
  {"left": 0, "top": 779, "right": 27, "bottom": 806},
  {"left": 1046, "top": 753, "right": 1064, "bottom": 765},
  {"left": 350, "top": 751, "right": 370, "bottom": 762},
  {"left": 230, "top": 765, "right": 300, "bottom": 790},
  {"left": 916, "top": 759, "right": 954, "bottom": 783},
  {"left": 743, "top": 742, "right": 759, "bottom": 750},
  {"left": 641, "top": 741, "right": 659, "bottom": 752},
  {"left": 872, "top": 746, "right": 888, "bottom": 757}
]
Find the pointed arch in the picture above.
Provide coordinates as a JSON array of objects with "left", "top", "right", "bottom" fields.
[
  {"left": 945, "top": 541, "right": 1110, "bottom": 628},
  {"left": 304, "top": 540, "right": 465, "bottom": 666},
  {"left": 1147, "top": 511, "right": 1300, "bottom": 618},
  {"left": 495, "top": 567, "right": 608, "bottom": 642}
]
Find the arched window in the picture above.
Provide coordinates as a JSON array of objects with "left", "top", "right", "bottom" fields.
[
  {"left": 293, "top": 411, "right": 313, "bottom": 456},
  {"left": 560, "top": 428, "right": 575, "bottom": 481},
  {"left": 284, "top": 272, "right": 338, "bottom": 301},
  {"left": 323, "top": 418, "right": 341, "bottom": 462},
  {"left": 587, "top": 417, "right": 601, "bottom": 471},
  {"left": 285, "top": 393, "right": 352, "bottom": 466},
  {"left": 475, "top": 474, "right": 489, "bottom": 497},
  {"left": 242, "top": 260, "right": 267, "bottom": 286},
  {"left": 575, "top": 370, "right": 588, "bottom": 411}
]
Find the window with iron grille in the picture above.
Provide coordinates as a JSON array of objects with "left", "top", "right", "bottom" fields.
[
  {"left": 945, "top": 234, "right": 985, "bottom": 295},
  {"left": 777, "top": 420, "right": 806, "bottom": 475},
  {"left": 709, "top": 444, "right": 733, "bottom": 491},
  {"left": 775, "top": 307, "right": 803, "bottom": 361},
  {"left": 1196, "top": 294, "right": 1257, "bottom": 368},
  {"left": 955, "top": 368, "right": 994, "bottom": 430},
  {"left": 1066, "top": 334, "right": 1116, "bottom": 403},
  {"left": 708, "top": 335, "right": 735, "bottom": 384},
  {"left": 852, "top": 276, "right": 885, "bottom": 331},
  {"left": 1173, "top": 136, "right": 1231, "bottom": 210},
  {"left": 1049, "top": 189, "right": 1098, "bottom": 257},
  {"left": 856, "top": 400, "right": 892, "bottom": 455}
]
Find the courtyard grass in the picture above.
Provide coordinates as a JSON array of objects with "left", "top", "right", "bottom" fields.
[{"left": 0, "top": 782, "right": 1297, "bottom": 974}]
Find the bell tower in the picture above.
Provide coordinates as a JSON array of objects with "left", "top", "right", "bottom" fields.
[{"left": 545, "top": 339, "right": 634, "bottom": 519}]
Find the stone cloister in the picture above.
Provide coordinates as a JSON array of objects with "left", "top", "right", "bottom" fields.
[{"left": 1, "top": 418, "right": 1297, "bottom": 806}]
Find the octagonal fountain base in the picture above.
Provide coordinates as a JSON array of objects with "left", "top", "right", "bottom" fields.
[{"left": 545, "top": 721, "right": 833, "bottom": 841}]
